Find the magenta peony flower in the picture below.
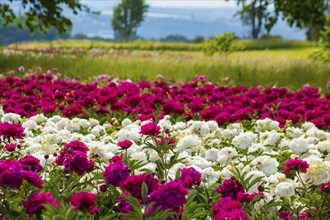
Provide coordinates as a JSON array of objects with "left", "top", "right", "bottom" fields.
[
  {"left": 103, "top": 156, "right": 130, "bottom": 187},
  {"left": 5, "top": 143, "right": 16, "bottom": 152},
  {"left": 0, "top": 159, "right": 42, "bottom": 189},
  {"left": 23, "top": 192, "right": 61, "bottom": 217},
  {"left": 0, "top": 122, "right": 25, "bottom": 142},
  {"left": 298, "top": 212, "right": 311, "bottom": 219},
  {"left": 140, "top": 122, "right": 161, "bottom": 137},
  {"left": 283, "top": 158, "right": 309, "bottom": 175},
  {"left": 149, "top": 180, "right": 188, "bottom": 212},
  {"left": 62, "top": 150, "right": 94, "bottom": 176},
  {"left": 56, "top": 140, "right": 94, "bottom": 176},
  {"left": 118, "top": 192, "right": 134, "bottom": 213},
  {"left": 180, "top": 167, "right": 202, "bottom": 188},
  {"left": 118, "top": 139, "right": 133, "bottom": 149},
  {"left": 214, "top": 208, "right": 250, "bottom": 220},
  {"left": 217, "top": 178, "right": 245, "bottom": 199},
  {"left": 70, "top": 192, "right": 99, "bottom": 214},
  {"left": 24, "top": 171, "right": 44, "bottom": 189},
  {"left": 121, "top": 173, "right": 159, "bottom": 201},
  {"left": 320, "top": 182, "right": 330, "bottom": 193},
  {"left": 21, "top": 155, "right": 43, "bottom": 173},
  {"left": 279, "top": 211, "right": 293, "bottom": 220},
  {"left": 212, "top": 197, "right": 241, "bottom": 216}
]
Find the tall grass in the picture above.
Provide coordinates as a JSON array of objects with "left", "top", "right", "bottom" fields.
[
  {"left": 1, "top": 49, "right": 328, "bottom": 92},
  {"left": 8, "top": 39, "right": 317, "bottom": 52}
]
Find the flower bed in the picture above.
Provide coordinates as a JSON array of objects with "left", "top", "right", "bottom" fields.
[
  {"left": 0, "top": 107, "right": 329, "bottom": 219},
  {"left": 1, "top": 71, "right": 329, "bottom": 130}
]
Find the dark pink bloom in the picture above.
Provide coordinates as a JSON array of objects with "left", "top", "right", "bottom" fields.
[
  {"left": 56, "top": 140, "right": 94, "bottom": 176},
  {"left": 24, "top": 171, "right": 44, "bottom": 189},
  {"left": 5, "top": 143, "right": 16, "bottom": 152},
  {"left": 214, "top": 208, "right": 250, "bottom": 220},
  {"left": 217, "top": 178, "right": 245, "bottom": 199},
  {"left": 23, "top": 192, "right": 61, "bottom": 217},
  {"left": 118, "top": 139, "right": 133, "bottom": 149},
  {"left": 149, "top": 180, "right": 188, "bottom": 212},
  {"left": 70, "top": 192, "right": 99, "bottom": 214},
  {"left": 100, "top": 184, "right": 107, "bottom": 192},
  {"left": 21, "top": 155, "right": 43, "bottom": 173},
  {"left": 103, "top": 156, "right": 130, "bottom": 187},
  {"left": 121, "top": 174, "right": 159, "bottom": 200},
  {"left": 140, "top": 122, "right": 161, "bottom": 137},
  {"left": 283, "top": 158, "right": 309, "bottom": 175},
  {"left": 0, "top": 122, "right": 25, "bottom": 142},
  {"left": 298, "top": 212, "right": 311, "bottom": 219},
  {"left": 320, "top": 182, "right": 330, "bottom": 193},
  {"left": 212, "top": 197, "right": 241, "bottom": 216},
  {"left": 279, "top": 211, "right": 293, "bottom": 220},
  {"left": 237, "top": 191, "right": 262, "bottom": 203},
  {"left": 118, "top": 192, "right": 134, "bottom": 213},
  {"left": 180, "top": 167, "right": 202, "bottom": 188},
  {"left": 62, "top": 150, "right": 94, "bottom": 176}
]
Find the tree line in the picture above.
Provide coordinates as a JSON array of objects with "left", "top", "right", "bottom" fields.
[{"left": 0, "top": 0, "right": 329, "bottom": 42}]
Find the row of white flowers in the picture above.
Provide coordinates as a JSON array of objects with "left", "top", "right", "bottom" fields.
[{"left": 1, "top": 108, "right": 329, "bottom": 206}]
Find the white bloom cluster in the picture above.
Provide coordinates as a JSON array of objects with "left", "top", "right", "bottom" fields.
[{"left": 1, "top": 112, "right": 329, "bottom": 198}]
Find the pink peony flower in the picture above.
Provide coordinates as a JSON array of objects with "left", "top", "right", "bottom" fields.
[
  {"left": 180, "top": 167, "right": 202, "bottom": 188},
  {"left": 121, "top": 173, "right": 159, "bottom": 201},
  {"left": 70, "top": 192, "right": 99, "bottom": 214},
  {"left": 217, "top": 178, "right": 245, "bottom": 200},
  {"left": 0, "top": 122, "right": 25, "bottom": 142},
  {"left": 103, "top": 156, "right": 130, "bottom": 187},
  {"left": 283, "top": 158, "right": 309, "bottom": 175},
  {"left": 23, "top": 192, "right": 61, "bottom": 217},
  {"left": 5, "top": 143, "right": 16, "bottom": 152},
  {"left": 140, "top": 122, "right": 161, "bottom": 137},
  {"left": 149, "top": 180, "right": 188, "bottom": 212},
  {"left": 118, "top": 139, "right": 133, "bottom": 149}
]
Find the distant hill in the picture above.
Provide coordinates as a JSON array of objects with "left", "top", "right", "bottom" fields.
[{"left": 69, "top": 7, "right": 306, "bottom": 40}]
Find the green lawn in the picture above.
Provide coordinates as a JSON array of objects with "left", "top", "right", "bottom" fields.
[{"left": 1, "top": 43, "right": 329, "bottom": 92}]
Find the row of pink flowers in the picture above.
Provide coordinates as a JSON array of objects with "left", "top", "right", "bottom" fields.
[{"left": 0, "top": 72, "right": 329, "bottom": 130}]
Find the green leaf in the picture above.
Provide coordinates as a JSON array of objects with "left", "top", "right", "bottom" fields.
[{"left": 141, "top": 182, "right": 148, "bottom": 204}]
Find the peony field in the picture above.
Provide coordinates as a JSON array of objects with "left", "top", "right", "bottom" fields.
[{"left": 0, "top": 68, "right": 329, "bottom": 220}]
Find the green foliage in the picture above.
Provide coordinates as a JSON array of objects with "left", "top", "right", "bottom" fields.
[
  {"left": 0, "top": 0, "right": 93, "bottom": 34},
  {"left": 310, "top": 14, "right": 330, "bottom": 62},
  {"left": 234, "top": 0, "right": 329, "bottom": 39},
  {"left": 203, "top": 32, "right": 242, "bottom": 56},
  {"left": 112, "top": 0, "right": 149, "bottom": 41}
]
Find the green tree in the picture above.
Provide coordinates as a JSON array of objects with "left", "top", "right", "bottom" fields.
[
  {"left": 0, "top": 0, "right": 92, "bottom": 34},
  {"left": 233, "top": 0, "right": 329, "bottom": 39},
  {"left": 112, "top": 0, "right": 148, "bottom": 41}
]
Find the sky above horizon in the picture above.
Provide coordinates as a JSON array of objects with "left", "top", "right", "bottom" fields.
[{"left": 81, "top": 0, "right": 237, "bottom": 9}]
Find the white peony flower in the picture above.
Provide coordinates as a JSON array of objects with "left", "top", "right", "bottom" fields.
[
  {"left": 205, "top": 148, "right": 220, "bottom": 162},
  {"left": 275, "top": 182, "right": 295, "bottom": 198},
  {"left": 121, "top": 118, "right": 132, "bottom": 126},
  {"left": 1, "top": 113, "right": 21, "bottom": 122},
  {"left": 217, "top": 147, "right": 237, "bottom": 165},
  {"left": 301, "top": 156, "right": 329, "bottom": 185},
  {"left": 286, "top": 127, "right": 303, "bottom": 138},
  {"left": 255, "top": 118, "right": 279, "bottom": 132},
  {"left": 315, "top": 140, "right": 330, "bottom": 153},
  {"left": 250, "top": 156, "right": 279, "bottom": 176},
  {"left": 232, "top": 132, "right": 256, "bottom": 150},
  {"left": 289, "top": 137, "right": 309, "bottom": 153},
  {"left": 30, "top": 114, "right": 47, "bottom": 124},
  {"left": 176, "top": 135, "right": 201, "bottom": 152},
  {"left": 22, "top": 120, "right": 38, "bottom": 130}
]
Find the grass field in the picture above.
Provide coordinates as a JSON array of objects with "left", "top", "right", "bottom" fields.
[
  {"left": 1, "top": 40, "right": 329, "bottom": 92},
  {"left": 7, "top": 38, "right": 316, "bottom": 51}
]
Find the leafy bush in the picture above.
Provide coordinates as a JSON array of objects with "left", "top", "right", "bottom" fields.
[{"left": 202, "top": 32, "right": 243, "bottom": 56}]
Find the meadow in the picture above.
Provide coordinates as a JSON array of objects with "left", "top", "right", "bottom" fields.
[{"left": 0, "top": 39, "right": 329, "bottom": 92}]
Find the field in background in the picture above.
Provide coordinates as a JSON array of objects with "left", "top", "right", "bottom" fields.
[
  {"left": 1, "top": 40, "right": 329, "bottom": 92},
  {"left": 7, "top": 39, "right": 316, "bottom": 51}
]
